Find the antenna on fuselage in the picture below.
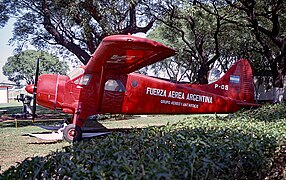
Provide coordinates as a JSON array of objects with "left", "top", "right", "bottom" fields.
[{"left": 32, "top": 53, "right": 41, "bottom": 122}]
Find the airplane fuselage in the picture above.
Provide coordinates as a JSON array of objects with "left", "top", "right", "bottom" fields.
[
  {"left": 26, "top": 68, "right": 243, "bottom": 128},
  {"left": 103, "top": 73, "right": 240, "bottom": 114}
]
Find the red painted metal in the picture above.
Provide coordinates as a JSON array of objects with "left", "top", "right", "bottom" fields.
[{"left": 25, "top": 34, "right": 258, "bottom": 129}]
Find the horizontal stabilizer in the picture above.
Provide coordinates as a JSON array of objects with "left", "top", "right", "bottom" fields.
[{"left": 236, "top": 101, "right": 261, "bottom": 107}]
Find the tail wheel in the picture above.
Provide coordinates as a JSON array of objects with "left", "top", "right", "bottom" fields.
[{"left": 63, "top": 124, "right": 82, "bottom": 142}]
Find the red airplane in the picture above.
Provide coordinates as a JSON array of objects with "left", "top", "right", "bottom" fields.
[{"left": 25, "top": 35, "right": 258, "bottom": 142}]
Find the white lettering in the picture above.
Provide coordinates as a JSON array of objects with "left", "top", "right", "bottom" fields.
[
  {"left": 186, "top": 93, "right": 213, "bottom": 104},
  {"left": 168, "top": 91, "right": 185, "bottom": 99},
  {"left": 160, "top": 100, "right": 171, "bottom": 104},
  {"left": 146, "top": 87, "right": 212, "bottom": 104},
  {"left": 214, "top": 84, "right": 229, "bottom": 91},
  {"left": 146, "top": 87, "right": 166, "bottom": 97},
  {"left": 171, "top": 101, "right": 181, "bottom": 106},
  {"left": 188, "top": 103, "right": 199, "bottom": 108}
]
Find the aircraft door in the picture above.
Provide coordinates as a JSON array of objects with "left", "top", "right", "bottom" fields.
[{"left": 102, "top": 78, "right": 126, "bottom": 113}]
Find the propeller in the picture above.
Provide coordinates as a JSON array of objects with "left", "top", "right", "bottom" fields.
[{"left": 32, "top": 56, "right": 40, "bottom": 122}]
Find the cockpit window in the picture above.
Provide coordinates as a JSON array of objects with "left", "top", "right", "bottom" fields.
[
  {"left": 74, "top": 74, "right": 92, "bottom": 85},
  {"left": 79, "top": 74, "right": 92, "bottom": 85},
  {"left": 104, "top": 79, "right": 126, "bottom": 92},
  {"left": 67, "top": 68, "right": 84, "bottom": 80}
]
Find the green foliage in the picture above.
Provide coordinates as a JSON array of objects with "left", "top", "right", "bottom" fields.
[
  {"left": 229, "top": 103, "right": 286, "bottom": 122},
  {"left": 1, "top": 103, "right": 285, "bottom": 179},
  {"left": 2, "top": 50, "right": 68, "bottom": 85}
]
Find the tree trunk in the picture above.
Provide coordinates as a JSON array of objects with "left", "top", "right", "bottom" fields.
[
  {"left": 272, "top": 55, "right": 286, "bottom": 89},
  {"left": 270, "top": 59, "right": 285, "bottom": 103},
  {"left": 197, "top": 64, "right": 209, "bottom": 84},
  {"left": 271, "top": 63, "right": 283, "bottom": 88}
]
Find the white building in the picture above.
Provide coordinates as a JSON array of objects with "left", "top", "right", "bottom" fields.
[{"left": 0, "top": 85, "right": 10, "bottom": 103}]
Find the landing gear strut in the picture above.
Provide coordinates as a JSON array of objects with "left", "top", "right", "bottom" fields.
[{"left": 63, "top": 124, "right": 82, "bottom": 142}]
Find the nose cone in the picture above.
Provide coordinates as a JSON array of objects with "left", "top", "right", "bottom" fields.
[{"left": 25, "top": 84, "right": 34, "bottom": 94}]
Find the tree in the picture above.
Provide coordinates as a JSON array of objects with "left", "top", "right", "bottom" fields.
[
  {"left": 221, "top": 0, "right": 286, "bottom": 88},
  {"left": 2, "top": 50, "right": 69, "bottom": 85},
  {"left": 141, "top": 24, "right": 196, "bottom": 83},
  {"left": 145, "top": 0, "right": 285, "bottom": 89},
  {"left": 0, "top": 0, "right": 155, "bottom": 65},
  {"left": 145, "top": 0, "right": 242, "bottom": 83}
]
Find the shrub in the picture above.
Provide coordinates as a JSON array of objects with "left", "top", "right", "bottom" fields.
[{"left": 1, "top": 103, "right": 285, "bottom": 179}]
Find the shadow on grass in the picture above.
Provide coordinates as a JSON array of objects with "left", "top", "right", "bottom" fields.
[
  {"left": 0, "top": 120, "right": 66, "bottom": 128},
  {"left": 1, "top": 124, "right": 282, "bottom": 179},
  {"left": 0, "top": 105, "right": 69, "bottom": 118},
  {"left": 0, "top": 106, "right": 22, "bottom": 115},
  {"left": 0, "top": 104, "right": 71, "bottom": 129},
  {"left": 27, "top": 141, "right": 60, "bottom": 145}
]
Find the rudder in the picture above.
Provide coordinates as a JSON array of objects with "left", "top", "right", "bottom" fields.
[
  {"left": 185, "top": 59, "right": 255, "bottom": 103},
  {"left": 209, "top": 59, "right": 255, "bottom": 103}
]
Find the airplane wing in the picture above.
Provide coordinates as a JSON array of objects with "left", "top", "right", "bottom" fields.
[{"left": 85, "top": 35, "right": 176, "bottom": 74}]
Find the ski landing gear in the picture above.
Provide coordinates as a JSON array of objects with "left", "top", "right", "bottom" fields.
[{"left": 28, "top": 121, "right": 110, "bottom": 142}]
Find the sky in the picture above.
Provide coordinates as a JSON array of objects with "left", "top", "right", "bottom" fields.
[{"left": 0, "top": 20, "right": 14, "bottom": 83}]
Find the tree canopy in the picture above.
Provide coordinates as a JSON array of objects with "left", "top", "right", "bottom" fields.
[
  {"left": 222, "top": 0, "right": 286, "bottom": 88},
  {"left": 1, "top": 0, "right": 285, "bottom": 88},
  {"left": 2, "top": 50, "right": 68, "bottom": 85},
  {"left": 0, "top": 0, "right": 155, "bottom": 64},
  {"left": 144, "top": 0, "right": 285, "bottom": 87},
  {"left": 144, "top": 0, "right": 252, "bottom": 83}
]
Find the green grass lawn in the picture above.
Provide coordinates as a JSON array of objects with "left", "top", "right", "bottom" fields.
[
  {"left": 0, "top": 103, "right": 71, "bottom": 172},
  {"left": 0, "top": 101, "right": 22, "bottom": 108},
  {"left": 0, "top": 124, "right": 70, "bottom": 172}
]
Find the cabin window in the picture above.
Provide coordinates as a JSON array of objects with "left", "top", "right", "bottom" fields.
[{"left": 104, "top": 79, "right": 125, "bottom": 92}]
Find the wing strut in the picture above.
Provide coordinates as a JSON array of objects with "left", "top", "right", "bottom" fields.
[{"left": 97, "top": 65, "right": 106, "bottom": 112}]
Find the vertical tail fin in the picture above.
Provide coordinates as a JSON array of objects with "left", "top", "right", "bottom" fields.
[
  {"left": 185, "top": 59, "right": 255, "bottom": 103},
  {"left": 210, "top": 59, "right": 255, "bottom": 103}
]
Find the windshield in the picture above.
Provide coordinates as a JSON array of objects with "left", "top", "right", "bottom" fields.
[{"left": 67, "top": 68, "right": 84, "bottom": 80}]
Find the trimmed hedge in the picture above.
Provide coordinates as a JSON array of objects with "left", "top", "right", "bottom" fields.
[{"left": 1, "top": 103, "right": 286, "bottom": 179}]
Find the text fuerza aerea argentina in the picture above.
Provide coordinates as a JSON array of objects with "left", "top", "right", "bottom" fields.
[{"left": 146, "top": 87, "right": 213, "bottom": 104}]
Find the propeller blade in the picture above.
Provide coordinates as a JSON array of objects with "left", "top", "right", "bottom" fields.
[{"left": 32, "top": 57, "right": 40, "bottom": 122}]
